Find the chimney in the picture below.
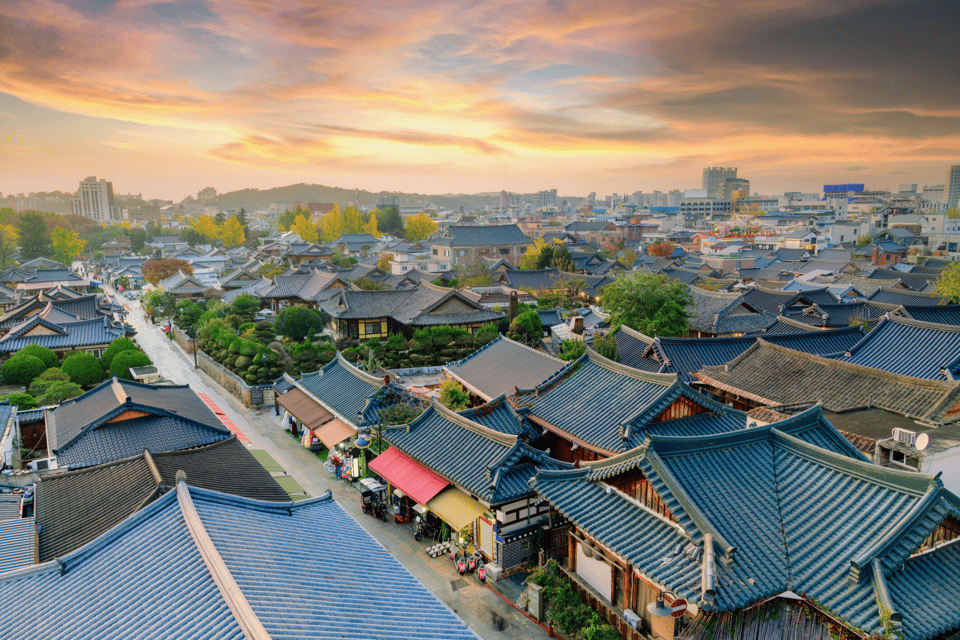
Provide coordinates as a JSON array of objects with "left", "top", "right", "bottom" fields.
[{"left": 509, "top": 290, "right": 519, "bottom": 322}]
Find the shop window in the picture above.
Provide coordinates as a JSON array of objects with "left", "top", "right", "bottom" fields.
[{"left": 457, "top": 250, "right": 467, "bottom": 257}]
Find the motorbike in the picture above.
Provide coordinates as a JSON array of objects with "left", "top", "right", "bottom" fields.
[
  {"left": 372, "top": 498, "right": 387, "bottom": 521},
  {"left": 414, "top": 516, "right": 437, "bottom": 541},
  {"left": 478, "top": 561, "right": 486, "bottom": 583}
]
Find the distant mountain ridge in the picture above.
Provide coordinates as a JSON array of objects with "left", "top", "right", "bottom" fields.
[{"left": 214, "top": 183, "right": 553, "bottom": 212}]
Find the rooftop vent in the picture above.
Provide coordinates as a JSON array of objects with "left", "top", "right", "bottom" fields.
[{"left": 893, "top": 427, "right": 917, "bottom": 446}]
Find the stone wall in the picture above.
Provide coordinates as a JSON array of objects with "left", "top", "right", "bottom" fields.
[
  {"left": 171, "top": 324, "right": 196, "bottom": 354},
  {"left": 195, "top": 349, "right": 275, "bottom": 409}
]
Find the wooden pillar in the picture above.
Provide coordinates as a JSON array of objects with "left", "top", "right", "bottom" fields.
[{"left": 567, "top": 532, "right": 576, "bottom": 571}]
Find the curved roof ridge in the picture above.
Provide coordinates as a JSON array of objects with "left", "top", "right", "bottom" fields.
[
  {"left": 762, "top": 315, "right": 821, "bottom": 332},
  {"left": 618, "top": 323, "right": 655, "bottom": 344},
  {"left": 586, "top": 346, "right": 678, "bottom": 384},
  {"left": 431, "top": 398, "right": 518, "bottom": 447},
  {"left": 772, "top": 428, "right": 940, "bottom": 496},
  {"left": 335, "top": 350, "right": 385, "bottom": 386},
  {"left": 689, "top": 284, "right": 740, "bottom": 299},
  {"left": 749, "top": 283, "right": 798, "bottom": 296},
  {"left": 882, "top": 312, "right": 960, "bottom": 333},
  {"left": 582, "top": 443, "right": 647, "bottom": 470}
]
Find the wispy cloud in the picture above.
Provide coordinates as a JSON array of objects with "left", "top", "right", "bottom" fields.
[{"left": 1, "top": 0, "right": 958, "bottom": 197}]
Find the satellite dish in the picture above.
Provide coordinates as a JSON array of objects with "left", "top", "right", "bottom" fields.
[{"left": 915, "top": 433, "right": 929, "bottom": 451}]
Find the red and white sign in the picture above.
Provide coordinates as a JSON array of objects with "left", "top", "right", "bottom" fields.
[{"left": 669, "top": 598, "right": 687, "bottom": 618}]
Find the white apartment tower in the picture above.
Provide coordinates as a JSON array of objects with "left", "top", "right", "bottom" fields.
[
  {"left": 72, "top": 176, "right": 116, "bottom": 222},
  {"left": 702, "top": 167, "right": 737, "bottom": 198},
  {"left": 948, "top": 165, "right": 960, "bottom": 209}
]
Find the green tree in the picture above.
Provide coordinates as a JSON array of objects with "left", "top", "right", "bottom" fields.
[
  {"left": 593, "top": 332, "right": 620, "bottom": 362},
  {"left": 599, "top": 272, "right": 693, "bottom": 337},
  {"left": 439, "top": 379, "right": 470, "bottom": 411},
  {"left": 51, "top": 225, "right": 87, "bottom": 263},
  {"left": 275, "top": 306, "right": 325, "bottom": 341},
  {"left": 28, "top": 367, "right": 70, "bottom": 397},
  {"left": 109, "top": 350, "right": 153, "bottom": 380},
  {"left": 935, "top": 261, "right": 960, "bottom": 304},
  {"left": 101, "top": 337, "right": 141, "bottom": 371},
  {"left": 130, "top": 228, "right": 146, "bottom": 253},
  {"left": 946, "top": 207, "right": 960, "bottom": 220},
  {"left": 17, "top": 212, "right": 50, "bottom": 259},
  {"left": 376, "top": 206, "right": 403, "bottom": 234},
  {"left": 277, "top": 208, "right": 298, "bottom": 231},
  {"left": 257, "top": 263, "right": 284, "bottom": 278},
  {"left": 354, "top": 277, "right": 390, "bottom": 290},
  {"left": 1, "top": 356, "right": 47, "bottom": 386},
  {"left": 404, "top": 213, "right": 438, "bottom": 242},
  {"left": 506, "top": 309, "right": 543, "bottom": 347},
  {"left": 0, "top": 224, "right": 19, "bottom": 268},
  {"left": 559, "top": 339, "right": 586, "bottom": 361},
  {"left": 456, "top": 260, "right": 494, "bottom": 287},
  {"left": 856, "top": 234, "right": 873, "bottom": 247},
  {"left": 61, "top": 353, "right": 106, "bottom": 386},
  {"left": 15, "top": 345, "right": 58, "bottom": 369}
]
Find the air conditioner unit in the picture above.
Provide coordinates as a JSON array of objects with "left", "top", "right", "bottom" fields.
[
  {"left": 623, "top": 609, "right": 641, "bottom": 630},
  {"left": 893, "top": 428, "right": 917, "bottom": 446}
]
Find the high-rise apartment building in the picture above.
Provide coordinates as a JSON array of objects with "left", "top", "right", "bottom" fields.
[
  {"left": 947, "top": 165, "right": 960, "bottom": 208},
  {"left": 72, "top": 176, "right": 116, "bottom": 222},
  {"left": 702, "top": 167, "right": 737, "bottom": 198},
  {"left": 537, "top": 189, "right": 557, "bottom": 208}
]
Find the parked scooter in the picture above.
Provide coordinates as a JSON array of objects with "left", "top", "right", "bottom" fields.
[
  {"left": 478, "top": 560, "right": 486, "bottom": 583},
  {"left": 372, "top": 498, "right": 387, "bottom": 521},
  {"left": 414, "top": 516, "right": 437, "bottom": 541}
]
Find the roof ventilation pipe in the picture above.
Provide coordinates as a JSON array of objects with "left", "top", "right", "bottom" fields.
[{"left": 702, "top": 534, "right": 717, "bottom": 607}]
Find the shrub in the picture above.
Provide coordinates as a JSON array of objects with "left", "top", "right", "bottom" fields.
[
  {"left": 559, "top": 339, "right": 586, "bottom": 361},
  {"left": 15, "top": 345, "right": 58, "bottom": 370},
  {"left": 62, "top": 353, "right": 106, "bottom": 387},
  {"left": 593, "top": 332, "right": 620, "bottom": 362},
  {"left": 101, "top": 338, "right": 140, "bottom": 371},
  {"left": 28, "top": 368, "right": 70, "bottom": 396},
  {"left": 61, "top": 350, "right": 85, "bottom": 360},
  {"left": 36, "top": 381, "right": 84, "bottom": 406},
  {"left": 109, "top": 350, "right": 153, "bottom": 380},
  {"left": 439, "top": 379, "right": 469, "bottom": 411},
  {"left": 0, "top": 393, "right": 38, "bottom": 409},
  {"left": 1, "top": 356, "right": 47, "bottom": 386}
]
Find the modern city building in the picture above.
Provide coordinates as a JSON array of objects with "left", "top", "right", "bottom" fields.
[
  {"left": 702, "top": 167, "right": 737, "bottom": 198},
  {"left": 71, "top": 176, "right": 116, "bottom": 222},
  {"left": 723, "top": 177, "right": 750, "bottom": 200},
  {"left": 947, "top": 165, "right": 960, "bottom": 208}
]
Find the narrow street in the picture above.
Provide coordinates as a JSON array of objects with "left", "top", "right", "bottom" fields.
[{"left": 121, "top": 294, "right": 542, "bottom": 640}]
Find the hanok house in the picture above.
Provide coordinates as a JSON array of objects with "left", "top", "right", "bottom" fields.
[
  {"left": 513, "top": 348, "right": 747, "bottom": 465},
  {"left": 323, "top": 281, "right": 503, "bottom": 340},
  {"left": 259, "top": 269, "right": 350, "bottom": 313},
  {"left": 44, "top": 377, "right": 231, "bottom": 469},
  {"left": 158, "top": 269, "right": 208, "bottom": 301},
  {"left": 0, "top": 306, "right": 124, "bottom": 361},
  {"left": 102, "top": 236, "right": 131, "bottom": 257},
  {"left": 33, "top": 437, "right": 288, "bottom": 562},
  {"left": 0, "top": 482, "right": 480, "bottom": 640},
  {"left": 531, "top": 405, "right": 960, "bottom": 640},
  {"left": 0, "top": 293, "right": 113, "bottom": 337},
  {"left": 429, "top": 224, "right": 533, "bottom": 266},
  {"left": 217, "top": 267, "right": 264, "bottom": 291},
  {"left": 686, "top": 285, "right": 776, "bottom": 337},
  {"left": 17, "top": 268, "right": 90, "bottom": 294},
  {"left": 444, "top": 334, "right": 570, "bottom": 402},
  {"left": 371, "top": 397, "right": 571, "bottom": 576}
]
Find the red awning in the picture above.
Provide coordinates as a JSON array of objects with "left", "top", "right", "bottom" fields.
[{"left": 368, "top": 447, "right": 448, "bottom": 505}]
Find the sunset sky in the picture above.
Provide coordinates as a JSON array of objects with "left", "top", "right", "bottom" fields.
[{"left": 1, "top": 0, "right": 958, "bottom": 200}]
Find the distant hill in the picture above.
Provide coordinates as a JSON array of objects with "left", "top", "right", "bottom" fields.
[{"left": 214, "top": 183, "right": 556, "bottom": 213}]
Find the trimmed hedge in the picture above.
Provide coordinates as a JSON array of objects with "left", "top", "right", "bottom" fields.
[
  {"left": 1, "top": 356, "right": 47, "bottom": 386},
  {"left": 15, "top": 345, "right": 58, "bottom": 370},
  {"left": 109, "top": 350, "right": 153, "bottom": 380},
  {"left": 62, "top": 353, "right": 106, "bottom": 387}
]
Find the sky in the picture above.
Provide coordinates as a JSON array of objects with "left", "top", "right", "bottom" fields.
[{"left": 1, "top": 0, "right": 958, "bottom": 201}]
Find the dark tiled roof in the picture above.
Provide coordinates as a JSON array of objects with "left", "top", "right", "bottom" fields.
[
  {"left": 430, "top": 224, "right": 531, "bottom": 247},
  {"left": 55, "top": 413, "right": 232, "bottom": 469},
  {"left": 521, "top": 348, "right": 735, "bottom": 454},
  {"left": 24, "top": 269, "right": 84, "bottom": 283},
  {"left": 48, "top": 378, "right": 223, "bottom": 451},
  {"left": 1, "top": 486, "right": 479, "bottom": 640},
  {"left": 611, "top": 325, "right": 660, "bottom": 372},
  {"left": 35, "top": 437, "right": 289, "bottom": 562},
  {"left": 325, "top": 281, "right": 503, "bottom": 327},
  {"left": 741, "top": 284, "right": 805, "bottom": 314},
  {"left": 868, "top": 267, "right": 936, "bottom": 291},
  {"left": 158, "top": 269, "right": 206, "bottom": 294},
  {"left": 696, "top": 340, "right": 960, "bottom": 423},
  {"left": 688, "top": 286, "right": 775, "bottom": 335},
  {"left": 783, "top": 301, "right": 885, "bottom": 328},
  {"left": 536, "top": 308, "right": 563, "bottom": 327},
  {"left": 902, "top": 304, "right": 960, "bottom": 325},
  {"left": 759, "top": 315, "right": 824, "bottom": 334},
  {"left": 298, "top": 352, "right": 383, "bottom": 424},
  {"left": 385, "top": 400, "right": 570, "bottom": 504},
  {"left": 445, "top": 335, "right": 569, "bottom": 400},
  {"left": 0, "top": 316, "right": 123, "bottom": 352},
  {"left": 456, "top": 395, "right": 531, "bottom": 437},
  {"left": 868, "top": 286, "right": 946, "bottom": 306},
  {"left": 835, "top": 315, "right": 960, "bottom": 379},
  {"left": 649, "top": 326, "right": 863, "bottom": 381}
]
